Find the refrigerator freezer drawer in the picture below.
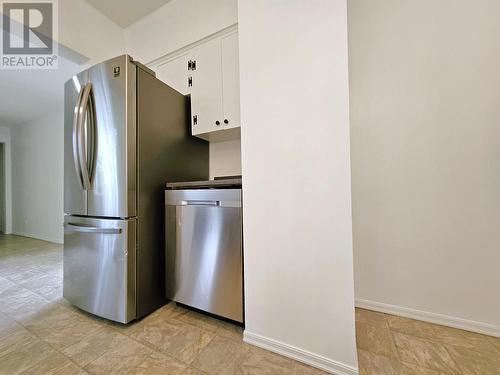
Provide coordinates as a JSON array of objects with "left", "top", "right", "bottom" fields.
[
  {"left": 63, "top": 216, "right": 136, "bottom": 323},
  {"left": 165, "top": 189, "right": 243, "bottom": 323}
]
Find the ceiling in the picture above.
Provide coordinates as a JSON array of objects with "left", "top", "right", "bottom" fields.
[
  {"left": 0, "top": 58, "right": 81, "bottom": 126},
  {"left": 0, "top": 14, "right": 86, "bottom": 126},
  {"left": 85, "top": 0, "right": 173, "bottom": 28}
]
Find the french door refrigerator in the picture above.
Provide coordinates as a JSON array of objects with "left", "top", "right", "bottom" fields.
[{"left": 63, "top": 55, "right": 208, "bottom": 324}]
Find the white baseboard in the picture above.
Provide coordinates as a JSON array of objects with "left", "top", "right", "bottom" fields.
[
  {"left": 243, "top": 331, "right": 358, "bottom": 375},
  {"left": 356, "top": 299, "right": 500, "bottom": 338},
  {"left": 12, "top": 231, "right": 63, "bottom": 245}
]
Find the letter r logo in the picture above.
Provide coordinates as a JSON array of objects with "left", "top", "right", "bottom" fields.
[{"left": 2, "top": 2, "right": 53, "bottom": 55}]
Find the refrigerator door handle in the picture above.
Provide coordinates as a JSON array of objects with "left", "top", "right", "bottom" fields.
[
  {"left": 64, "top": 223, "right": 122, "bottom": 234},
  {"left": 77, "top": 83, "right": 96, "bottom": 191},
  {"left": 72, "top": 86, "right": 85, "bottom": 189},
  {"left": 87, "top": 84, "right": 97, "bottom": 184}
]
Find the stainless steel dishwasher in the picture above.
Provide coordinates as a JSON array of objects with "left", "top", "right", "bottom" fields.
[{"left": 165, "top": 184, "right": 243, "bottom": 323}]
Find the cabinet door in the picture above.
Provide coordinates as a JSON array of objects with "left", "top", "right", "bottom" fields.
[
  {"left": 156, "top": 53, "right": 190, "bottom": 95},
  {"left": 221, "top": 33, "right": 241, "bottom": 130},
  {"left": 191, "top": 38, "right": 224, "bottom": 135}
]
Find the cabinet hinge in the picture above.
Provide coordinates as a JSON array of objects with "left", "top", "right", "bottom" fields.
[
  {"left": 188, "top": 76, "right": 193, "bottom": 87},
  {"left": 188, "top": 60, "right": 192, "bottom": 70},
  {"left": 193, "top": 115, "right": 198, "bottom": 125},
  {"left": 192, "top": 60, "right": 196, "bottom": 71}
]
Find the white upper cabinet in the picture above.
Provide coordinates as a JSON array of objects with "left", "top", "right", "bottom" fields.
[
  {"left": 221, "top": 33, "right": 240, "bottom": 131},
  {"left": 155, "top": 52, "right": 191, "bottom": 95},
  {"left": 190, "top": 37, "right": 224, "bottom": 135},
  {"left": 190, "top": 31, "right": 241, "bottom": 141},
  {"left": 153, "top": 30, "right": 241, "bottom": 141}
]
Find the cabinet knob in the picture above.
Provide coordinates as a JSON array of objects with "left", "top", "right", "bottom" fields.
[
  {"left": 224, "top": 119, "right": 229, "bottom": 124},
  {"left": 215, "top": 121, "right": 221, "bottom": 126}
]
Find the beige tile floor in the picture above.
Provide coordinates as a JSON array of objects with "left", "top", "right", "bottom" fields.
[
  {"left": 0, "top": 235, "right": 328, "bottom": 375},
  {"left": 356, "top": 308, "right": 500, "bottom": 374},
  {"left": 1, "top": 234, "right": 500, "bottom": 375}
]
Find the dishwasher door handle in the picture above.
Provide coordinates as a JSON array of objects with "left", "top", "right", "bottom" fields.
[{"left": 180, "top": 200, "right": 221, "bottom": 207}]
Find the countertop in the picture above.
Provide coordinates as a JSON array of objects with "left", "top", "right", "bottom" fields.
[{"left": 166, "top": 177, "right": 242, "bottom": 190}]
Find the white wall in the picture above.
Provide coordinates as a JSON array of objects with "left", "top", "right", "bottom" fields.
[
  {"left": 10, "top": 108, "right": 64, "bottom": 244},
  {"left": 209, "top": 140, "right": 241, "bottom": 179},
  {"left": 0, "top": 127, "right": 12, "bottom": 234},
  {"left": 59, "top": 0, "right": 126, "bottom": 66},
  {"left": 349, "top": 0, "right": 500, "bottom": 333},
  {"left": 238, "top": 1, "right": 357, "bottom": 373},
  {"left": 125, "top": 0, "right": 238, "bottom": 64}
]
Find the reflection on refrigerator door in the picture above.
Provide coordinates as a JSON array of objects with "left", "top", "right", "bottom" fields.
[{"left": 63, "top": 216, "right": 136, "bottom": 324}]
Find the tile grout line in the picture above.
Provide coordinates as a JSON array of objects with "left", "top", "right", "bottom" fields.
[
  {"left": 411, "top": 323, "right": 495, "bottom": 374},
  {"left": 80, "top": 328, "right": 144, "bottom": 374},
  {"left": 11, "top": 313, "right": 90, "bottom": 374},
  {"left": 103, "top": 305, "right": 250, "bottom": 374},
  {"left": 438, "top": 341, "right": 467, "bottom": 375},
  {"left": 105, "top": 310, "right": 220, "bottom": 369},
  {"left": 188, "top": 333, "right": 219, "bottom": 371},
  {"left": 356, "top": 310, "right": 450, "bottom": 375},
  {"left": 382, "top": 314, "right": 463, "bottom": 375},
  {"left": 382, "top": 312, "right": 402, "bottom": 365},
  {"left": 3, "top": 274, "right": 91, "bottom": 374},
  {"left": 0, "top": 258, "right": 98, "bottom": 374}
]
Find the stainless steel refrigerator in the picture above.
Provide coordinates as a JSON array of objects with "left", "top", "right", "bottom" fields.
[{"left": 63, "top": 55, "right": 209, "bottom": 324}]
